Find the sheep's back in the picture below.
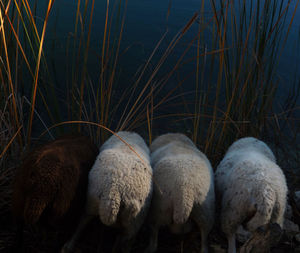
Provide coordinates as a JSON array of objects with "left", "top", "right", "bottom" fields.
[
  {"left": 151, "top": 141, "right": 206, "bottom": 166},
  {"left": 150, "top": 133, "right": 195, "bottom": 153},
  {"left": 100, "top": 131, "right": 150, "bottom": 161},
  {"left": 216, "top": 151, "right": 286, "bottom": 195},
  {"left": 215, "top": 137, "right": 278, "bottom": 192},
  {"left": 225, "top": 137, "right": 276, "bottom": 163},
  {"left": 96, "top": 148, "right": 151, "bottom": 192}
]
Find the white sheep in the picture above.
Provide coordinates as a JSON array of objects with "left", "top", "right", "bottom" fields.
[
  {"left": 215, "top": 137, "right": 287, "bottom": 253},
  {"left": 145, "top": 133, "right": 215, "bottom": 253},
  {"left": 62, "top": 131, "right": 153, "bottom": 253}
]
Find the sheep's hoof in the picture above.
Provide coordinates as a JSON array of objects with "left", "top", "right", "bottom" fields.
[{"left": 61, "top": 242, "right": 77, "bottom": 253}]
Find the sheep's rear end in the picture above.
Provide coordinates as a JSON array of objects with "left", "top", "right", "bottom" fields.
[
  {"left": 146, "top": 133, "right": 215, "bottom": 253},
  {"left": 12, "top": 135, "right": 98, "bottom": 250},
  {"left": 62, "top": 131, "right": 153, "bottom": 253},
  {"left": 215, "top": 137, "right": 287, "bottom": 253}
]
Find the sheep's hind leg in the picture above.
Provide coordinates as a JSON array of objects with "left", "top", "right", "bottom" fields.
[
  {"left": 200, "top": 227, "right": 209, "bottom": 253},
  {"left": 61, "top": 214, "right": 94, "bottom": 253},
  {"left": 191, "top": 205, "right": 213, "bottom": 253},
  {"left": 112, "top": 216, "right": 143, "bottom": 253},
  {"left": 192, "top": 220, "right": 209, "bottom": 253},
  {"left": 144, "top": 223, "right": 159, "bottom": 253},
  {"left": 222, "top": 217, "right": 237, "bottom": 253},
  {"left": 11, "top": 220, "right": 24, "bottom": 253},
  {"left": 112, "top": 228, "right": 137, "bottom": 253},
  {"left": 228, "top": 234, "right": 236, "bottom": 253}
]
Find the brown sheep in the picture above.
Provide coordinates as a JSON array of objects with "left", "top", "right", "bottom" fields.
[{"left": 11, "top": 135, "right": 98, "bottom": 250}]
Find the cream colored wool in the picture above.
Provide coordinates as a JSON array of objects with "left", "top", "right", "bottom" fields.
[
  {"left": 146, "top": 133, "right": 215, "bottom": 253},
  {"left": 62, "top": 131, "right": 152, "bottom": 253},
  {"left": 215, "top": 137, "right": 287, "bottom": 253},
  {"left": 88, "top": 131, "right": 152, "bottom": 226}
]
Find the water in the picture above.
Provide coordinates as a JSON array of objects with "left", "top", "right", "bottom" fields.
[
  {"left": 43, "top": 1, "right": 299, "bottom": 82},
  {"left": 30, "top": 0, "right": 300, "bottom": 132},
  {"left": 45, "top": 0, "right": 203, "bottom": 86}
]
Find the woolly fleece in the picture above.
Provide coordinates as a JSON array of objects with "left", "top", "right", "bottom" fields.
[
  {"left": 13, "top": 135, "right": 98, "bottom": 226},
  {"left": 86, "top": 131, "right": 153, "bottom": 227},
  {"left": 215, "top": 137, "right": 287, "bottom": 253},
  {"left": 146, "top": 133, "right": 215, "bottom": 253}
]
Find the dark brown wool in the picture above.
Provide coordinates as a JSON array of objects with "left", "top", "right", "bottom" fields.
[{"left": 12, "top": 135, "right": 98, "bottom": 229}]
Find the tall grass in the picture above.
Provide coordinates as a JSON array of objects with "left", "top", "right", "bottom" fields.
[
  {"left": 189, "top": 0, "right": 300, "bottom": 161},
  {"left": 0, "top": 0, "right": 299, "bottom": 167},
  {"left": 0, "top": 0, "right": 199, "bottom": 156}
]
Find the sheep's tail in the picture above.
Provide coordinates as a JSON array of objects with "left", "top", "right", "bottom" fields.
[
  {"left": 122, "top": 199, "right": 143, "bottom": 227},
  {"left": 24, "top": 198, "right": 47, "bottom": 224},
  {"left": 173, "top": 184, "right": 194, "bottom": 224},
  {"left": 99, "top": 187, "right": 121, "bottom": 226},
  {"left": 246, "top": 185, "right": 276, "bottom": 232}
]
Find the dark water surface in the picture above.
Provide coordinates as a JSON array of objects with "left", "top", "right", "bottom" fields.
[{"left": 35, "top": 0, "right": 300, "bottom": 116}]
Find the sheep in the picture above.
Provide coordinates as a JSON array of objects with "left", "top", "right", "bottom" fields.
[
  {"left": 62, "top": 131, "right": 153, "bottom": 253},
  {"left": 12, "top": 135, "right": 98, "bottom": 249},
  {"left": 215, "top": 137, "right": 288, "bottom": 253},
  {"left": 145, "top": 133, "right": 215, "bottom": 253}
]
